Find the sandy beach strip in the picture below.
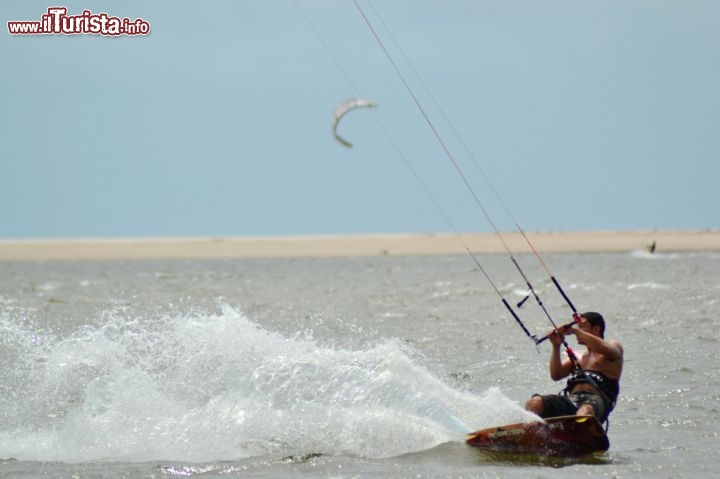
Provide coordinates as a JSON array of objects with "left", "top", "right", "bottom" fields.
[{"left": 0, "top": 230, "right": 718, "bottom": 261}]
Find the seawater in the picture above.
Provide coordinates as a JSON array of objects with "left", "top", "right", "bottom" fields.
[{"left": 1, "top": 252, "right": 718, "bottom": 478}]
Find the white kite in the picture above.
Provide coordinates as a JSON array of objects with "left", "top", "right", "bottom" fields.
[{"left": 332, "top": 98, "right": 377, "bottom": 148}]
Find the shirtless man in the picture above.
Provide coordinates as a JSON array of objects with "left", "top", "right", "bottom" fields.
[{"left": 525, "top": 312, "right": 623, "bottom": 423}]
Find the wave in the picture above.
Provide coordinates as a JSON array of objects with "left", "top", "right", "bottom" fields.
[
  {"left": 631, "top": 250, "right": 681, "bottom": 260},
  {"left": 0, "top": 306, "right": 534, "bottom": 463}
]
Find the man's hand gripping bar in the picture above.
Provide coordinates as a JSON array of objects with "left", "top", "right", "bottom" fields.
[{"left": 536, "top": 313, "right": 582, "bottom": 344}]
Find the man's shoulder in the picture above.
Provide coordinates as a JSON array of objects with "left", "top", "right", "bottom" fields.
[{"left": 606, "top": 339, "right": 624, "bottom": 358}]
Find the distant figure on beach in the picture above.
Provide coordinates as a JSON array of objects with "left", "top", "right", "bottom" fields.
[
  {"left": 524, "top": 312, "right": 623, "bottom": 425},
  {"left": 648, "top": 241, "right": 656, "bottom": 254}
]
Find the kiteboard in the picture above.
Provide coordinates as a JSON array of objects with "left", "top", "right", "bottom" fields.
[{"left": 466, "top": 415, "right": 609, "bottom": 457}]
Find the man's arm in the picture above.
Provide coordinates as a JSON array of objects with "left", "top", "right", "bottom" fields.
[
  {"left": 548, "top": 331, "right": 575, "bottom": 380},
  {"left": 569, "top": 328, "right": 623, "bottom": 359}
]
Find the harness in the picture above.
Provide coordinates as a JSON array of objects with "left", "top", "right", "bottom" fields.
[{"left": 563, "top": 370, "right": 620, "bottom": 414}]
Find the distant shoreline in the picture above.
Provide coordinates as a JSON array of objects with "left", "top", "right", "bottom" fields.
[{"left": 0, "top": 230, "right": 718, "bottom": 261}]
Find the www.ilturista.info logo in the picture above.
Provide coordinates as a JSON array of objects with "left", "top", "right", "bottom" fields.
[{"left": 8, "top": 7, "right": 150, "bottom": 36}]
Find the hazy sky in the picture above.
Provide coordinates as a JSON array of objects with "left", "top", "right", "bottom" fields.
[{"left": 3, "top": 1, "right": 719, "bottom": 238}]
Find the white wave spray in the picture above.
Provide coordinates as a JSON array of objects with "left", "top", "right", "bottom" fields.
[{"left": 0, "top": 306, "right": 534, "bottom": 463}]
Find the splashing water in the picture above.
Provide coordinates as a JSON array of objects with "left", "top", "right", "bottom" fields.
[{"left": 0, "top": 306, "right": 534, "bottom": 463}]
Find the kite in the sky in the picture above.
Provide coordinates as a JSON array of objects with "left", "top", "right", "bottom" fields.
[{"left": 332, "top": 98, "right": 377, "bottom": 148}]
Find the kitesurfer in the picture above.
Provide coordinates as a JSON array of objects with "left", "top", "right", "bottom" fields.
[
  {"left": 524, "top": 312, "right": 623, "bottom": 423},
  {"left": 648, "top": 241, "right": 657, "bottom": 254}
]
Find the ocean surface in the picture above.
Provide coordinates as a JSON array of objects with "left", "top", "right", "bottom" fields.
[{"left": 1, "top": 250, "right": 718, "bottom": 478}]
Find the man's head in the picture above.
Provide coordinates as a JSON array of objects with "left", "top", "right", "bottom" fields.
[{"left": 580, "top": 312, "right": 605, "bottom": 338}]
